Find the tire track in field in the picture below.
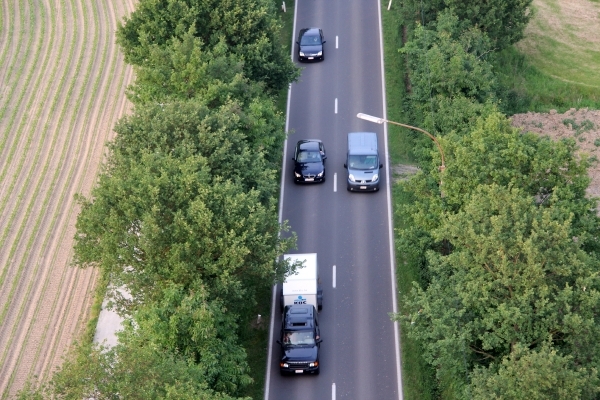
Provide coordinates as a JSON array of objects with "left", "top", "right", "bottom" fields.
[{"left": 0, "top": 0, "right": 135, "bottom": 397}]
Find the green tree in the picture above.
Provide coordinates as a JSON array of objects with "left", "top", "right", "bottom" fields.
[
  {"left": 401, "top": 0, "right": 533, "bottom": 50},
  {"left": 29, "top": 331, "right": 249, "bottom": 400},
  {"left": 116, "top": 0, "right": 299, "bottom": 92},
  {"left": 443, "top": 0, "right": 533, "bottom": 50},
  {"left": 401, "top": 11, "right": 497, "bottom": 126},
  {"left": 469, "top": 342, "right": 599, "bottom": 400},
  {"left": 403, "top": 113, "right": 598, "bottom": 242},
  {"left": 126, "top": 32, "right": 287, "bottom": 164},
  {"left": 400, "top": 183, "right": 600, "bottom": 396},
  {"left": 74, "top": 100, "right": 294, "bottom": 318}
]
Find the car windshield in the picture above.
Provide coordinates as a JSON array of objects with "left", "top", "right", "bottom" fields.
[
  {"left": 348, "top": 155, "right": 378, "bottom": 170},
  {"left": 297, "top": 150, "right": 322, "bottom": 163},
  {"left": 283, "top": 330, "right": 315, "bottom": 346},
  {"left": 300, "top": 34, "right": 321, "bottom": 46}
]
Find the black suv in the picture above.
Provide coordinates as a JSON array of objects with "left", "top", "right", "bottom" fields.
[
  {"left": 297, "top": 28, "right": 325, "bottom": 62},
  {"left": 277, "top": 305, "right": 322, "bottom": 375}
]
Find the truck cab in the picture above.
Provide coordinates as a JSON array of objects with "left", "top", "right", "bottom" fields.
[{"left": 277, "top": 305, "right": 322, "bottom": 375}]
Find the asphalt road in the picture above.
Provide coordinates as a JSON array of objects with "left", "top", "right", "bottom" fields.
[{"left": 266, "top": 0, "right": 402, "bottom": 399}]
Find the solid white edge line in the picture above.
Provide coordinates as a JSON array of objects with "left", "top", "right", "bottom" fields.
[
  {"left": 332, "top": 382, "right": 336, "bottom": 399},
  {"left": 377, "top": 0, "right": 404, "bottom": 398},
  {"left": 332, "top": 265, "right": 336, "bottom": 288},
  {"left": 333, "top": 172, "right": 337, "bottom": 192},
  {"left": 265, "top": 1, "right": 299, "bottom": 399}
]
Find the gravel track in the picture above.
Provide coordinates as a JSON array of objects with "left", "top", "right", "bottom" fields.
[{"left": 0, "top": 0, "right": 134, "bottom": 397}]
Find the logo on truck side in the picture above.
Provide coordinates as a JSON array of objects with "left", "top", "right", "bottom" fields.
[{"left": 294, "top": 295, "right": 307, "bottom": 305}]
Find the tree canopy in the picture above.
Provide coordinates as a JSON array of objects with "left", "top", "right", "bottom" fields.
[
  {"left": 397, "top": 113, "right": 600, "bottom": 397},
  {"left": 116, "top": 0, "right": 299, "bottom": 93}
]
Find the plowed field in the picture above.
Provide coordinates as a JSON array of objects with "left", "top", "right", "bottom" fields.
[{"left": 0, "top": 0, "right": 134, "bottom": 397}]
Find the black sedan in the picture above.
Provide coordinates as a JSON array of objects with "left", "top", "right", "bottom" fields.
[
  {"left": 292, "top": 140, "right": 327, "bottom": 183},
  {"left": 297, "top": 28, "right": 325, "bottom": 62}
]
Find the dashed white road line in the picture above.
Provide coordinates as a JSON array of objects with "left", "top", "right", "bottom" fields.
[
  {"left": 336, "top": 36, "right": 338, "bottom": 49},
  {"left": 332, "top": 265, "right": 336, "bottom": 288},
  {"left": 332, "top": 383, "right": 336, "bottom": 399},
  {"left": 333, "top": 172, "right": 337, "bottom": 192},
  {"left": 335, "top": 98, "right": 338, "bottom": 114}
]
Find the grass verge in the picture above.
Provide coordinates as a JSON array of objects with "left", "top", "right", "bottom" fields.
[{"left": 380, "top": 1, "right": 436, "bottom": 399}]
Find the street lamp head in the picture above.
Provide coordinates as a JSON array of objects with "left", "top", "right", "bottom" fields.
[{"left": 357, "top": 113, "right": 384, "bottom": 124}]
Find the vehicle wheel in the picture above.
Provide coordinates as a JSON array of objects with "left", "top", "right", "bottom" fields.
[
  {"left": 314, "top": 368, "right": 320, "bottom": 375},
  {"left": 280, "top": 370, "right": 287, "bottom": 376}
]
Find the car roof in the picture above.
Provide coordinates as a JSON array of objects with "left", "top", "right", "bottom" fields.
[
  {"left": 284, "top": 305, "right": 316, "bottom": 330},
  {"left": 296, "top": 139, "right": 322, "bottom": 151}
]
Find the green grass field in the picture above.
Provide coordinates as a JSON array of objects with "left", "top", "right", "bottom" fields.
[{"left": 498, "top": 0, "right": 600, "bottom": 113}]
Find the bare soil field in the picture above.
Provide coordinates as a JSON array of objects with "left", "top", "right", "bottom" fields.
[{"left": 0, "top": 0, "right": 134, "bottom": 397}]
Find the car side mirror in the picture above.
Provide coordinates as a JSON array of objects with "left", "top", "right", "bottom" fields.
[
  {"left": 317, "top": 339, "right": 323, "bottom": 344},
  {"left": 296, "top": 41, "right": 299, "bottom": 45},
  {"left": 380, "top": 163, "right": 383, "bottom": 168},
  {"left": 323, "top": 155, "right": 327, "bottom": 160},
  {"left": 343, "top": 163, "right": 347, "bottom": 169},
  {"left": 292, "top": 156, "right": 295, "bottom": 161},
  {"left": 276, "top": 340, "right": 282, "bottom": 345},
  {"left": 322, "top": 40, "right": 326, "bottom": 44}
]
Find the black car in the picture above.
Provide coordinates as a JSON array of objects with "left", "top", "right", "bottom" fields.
[
  {"left": 292, "top": 139, "right": 327, "bottom": 183},
  {"left": 297, "top": 28, "right": 325, "bottom": 62},
  {"left": 277, "top": 305, "right": 322, "bottom": 375}
]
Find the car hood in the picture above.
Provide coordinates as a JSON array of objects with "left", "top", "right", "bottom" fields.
[
  {"left": 348, "top": 168, "right": 378, "bottom": 181},
  {"left": 282, "top": 345, "right": 319, "bottom": 362},
  {"left": 300, "top": 45, "right": 322, "bottom": 53},
  {"left": 295, "top": 162, "right": 324, "bottom": 175}
]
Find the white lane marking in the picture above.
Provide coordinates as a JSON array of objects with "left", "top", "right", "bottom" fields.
[
  {"left": 336, "top": 36, "right": 339, "bottom": 49},
  {"left": 333, "top": 172, "right": 337, "bottom": 192},
  {"left": 377, "top": 0, "right": 404, "bottom": 397},
  {"left": 332, "top": 265, "right": 336, "bottom": 288},
  {"left": 332, "top": 383, "right": 336, "bottom": 399},
  {"left": 335, "top": 98, "right": 338, "bottom": 114}
]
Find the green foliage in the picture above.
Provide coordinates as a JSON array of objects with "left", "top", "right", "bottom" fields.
[
  {"left": 401, "top": 183, "right": 600, "bottom": 397},
  {"left": 132, "top": 288, "right": 253, "bottom": 394},
  {"left": 402, "top": 11, "right": 497, "bottom": 107},
  {"left": 43, "top": 333, "right": 248, "bottom": 400},
  {"left": 116, "top": 0, "right": 299, "bottom": 93},
  {"left": 562, "top": 118, "right": 595, "bottom": 136},
  {"left": 75, "top": 101, "right": 293, "bottom": 318},
  {"left": 387, "top": 0, "right": 600, "bottom": 398},
  {"left": 395, "top": 112, "right": 600, "bottom": 395},
  {"left": 469, "top": 342, "right": 599, "bottom": 400},
  {"left": 443, "top": 0, "right": 533, "bottom": 50},
  {"left": 401, "top": 0, "right": 533, "bottom": 50}
]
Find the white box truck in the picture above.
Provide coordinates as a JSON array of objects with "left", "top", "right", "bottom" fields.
[{"left": 280, "top": 253, "right": 323, "bottom": 311}]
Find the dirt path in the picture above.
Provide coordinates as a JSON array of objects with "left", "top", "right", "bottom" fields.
[{"left": 0, "top": 0, "right": 135, "bottom": 397}]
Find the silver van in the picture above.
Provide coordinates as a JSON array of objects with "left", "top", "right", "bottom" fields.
[{"left": 344, "top": 132, "right": 383, "bottom": 192}]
